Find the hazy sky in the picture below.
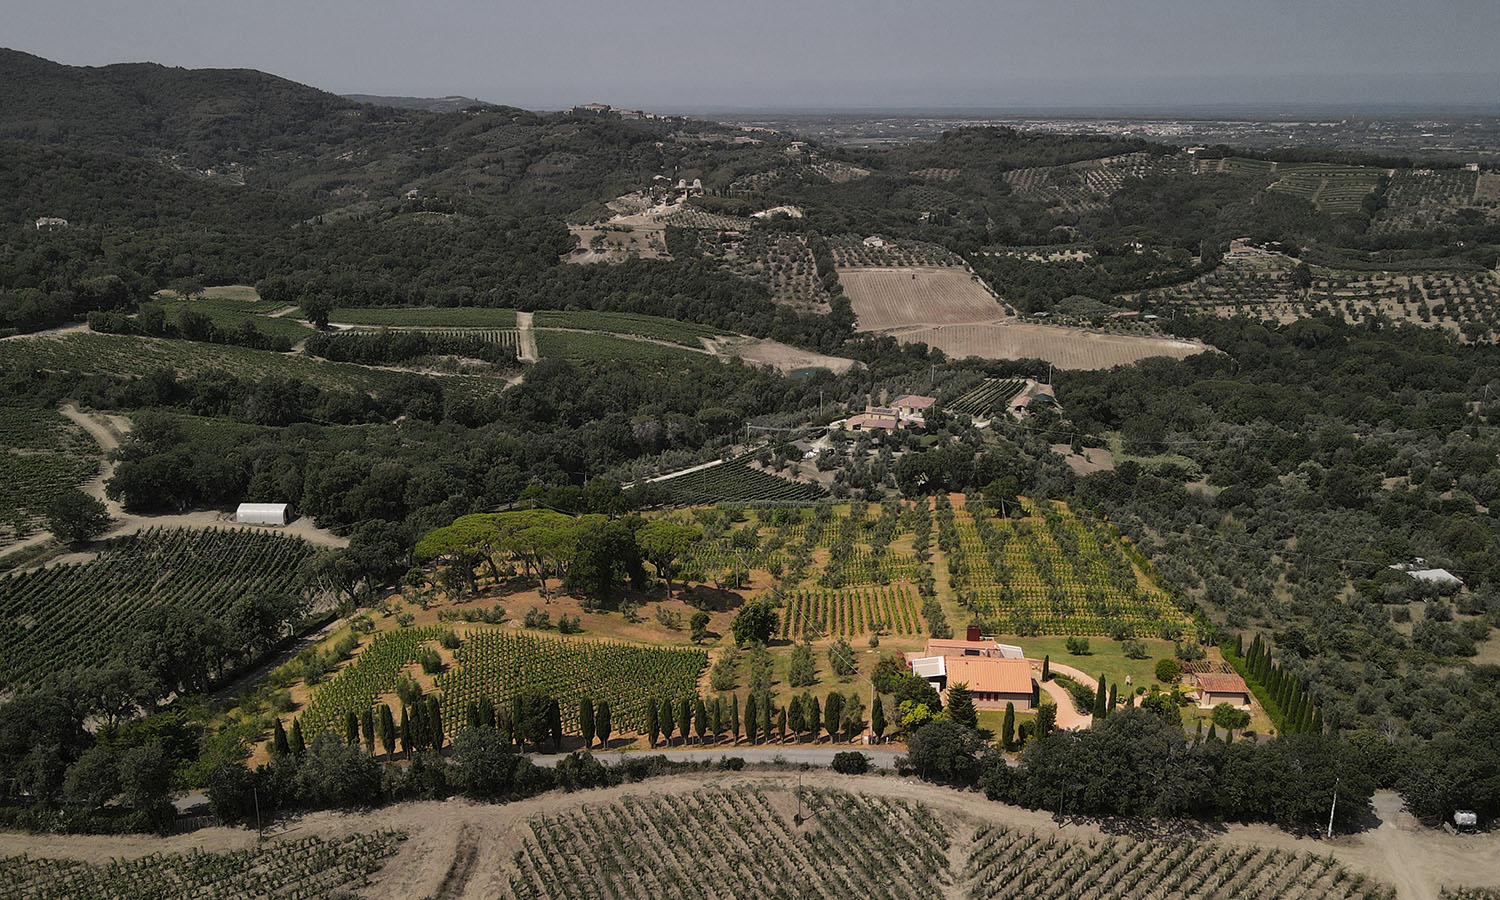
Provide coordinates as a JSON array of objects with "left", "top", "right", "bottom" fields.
[{"left": 4, "top": 0, "right": 1499, "bottom": 111}]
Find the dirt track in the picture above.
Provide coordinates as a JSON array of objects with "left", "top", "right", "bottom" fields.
[{"left": 0, "top": 776, "right": 1490, "bottom": 899}]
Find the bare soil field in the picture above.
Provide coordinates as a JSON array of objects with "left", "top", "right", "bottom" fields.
[
  {"left": 0, "top": 777, "right": 1490, "bottom": 900},
  {"left": 896, "top": 322, "right": 1205, "bottom": 369},
  {"left": 839, "top": 266, "right": 1002, "bottom": 331},
  {"left": 709, "top": 336, "right": 857, "bottom": 374}
]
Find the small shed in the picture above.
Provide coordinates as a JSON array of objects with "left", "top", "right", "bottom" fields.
[
  {"left": 236, "top": 503, "right": 289, "bottom": 526},
  {"left": 1193, "top": 672, "right": 1251, "bottom": 709}
]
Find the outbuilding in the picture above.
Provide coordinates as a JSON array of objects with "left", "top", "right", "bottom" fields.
[
  {"left": 1192, "top": 672, "right": 1251, "bottom": 709},
  {"left": 235, "top": 503, "right": 290, "bottom": 526}
]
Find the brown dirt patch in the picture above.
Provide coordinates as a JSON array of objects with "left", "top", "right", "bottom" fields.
[{"left": 839, "top": 266, "right": 1002, "bottom": 331}]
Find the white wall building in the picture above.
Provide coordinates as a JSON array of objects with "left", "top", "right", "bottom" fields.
[{"left": 235, "top": 503, "right": 289, "bottom": 525}]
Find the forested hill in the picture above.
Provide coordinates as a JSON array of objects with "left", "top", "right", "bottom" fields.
[{"left": 0, "top": 48, "right": 361, "bottom": 158}]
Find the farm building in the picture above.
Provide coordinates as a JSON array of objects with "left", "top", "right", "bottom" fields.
[
  {"left": 906, "top": 653, "right": 1035, "bottom": 710},
  {"left": 862, "top": 235, "right": 888, "bottom": 248},
  {"left": 923, "top": 634, "right": 1025, "bottom": 660},
  {"left": 1191, "top": 672, "right": 1251, "bottom": 710},
  {"left": 846, "top": 411, "right": 898, "bottom": 431},
  {"left": 891, "top": 394, "right": 936, "bottom": 422},
  {"left": 34, "top": 217, "right": 68, "bottom": 230},
  {"left": 235, "top": 503, "right": 290, "bottom": 526}
]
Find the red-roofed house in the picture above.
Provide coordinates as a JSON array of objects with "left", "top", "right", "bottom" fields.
[
  {"left": 1191, "top": 672, "right": 1251, "bottom": 709},
  {"left": 846, "top": 412, "right": 898, "bottom": 431},
  {"left": 892, "top": 394, "right": 936, "bottom": 423},
  {"left": 907, "top": 643, "right": 1036, "bottom": 710}
]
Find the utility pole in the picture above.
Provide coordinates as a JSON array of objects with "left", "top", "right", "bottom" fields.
[
  {"left": 254, "top": 786, "right": 263, "bottom": 841},
  {"left": 1326, "top": 778, "right": 1339, "bottom": 839}
]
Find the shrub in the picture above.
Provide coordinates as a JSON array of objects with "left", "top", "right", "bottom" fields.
[
  {"left": 439, "top": 630, "right": 461, "bottom": 649},
  {"left": 832, "top": 751, "right": 871, "bottom": 775},
  {"left": 1154, "top": 658, "right": 1182, "bottom": 683},
  {"left": 1065, "top": 636, "right": 1091, "bottom": 655},
  {"left": 419, "top": 649, "right": 444, "bottom": 675},
  {"left": 1122, "top": 640, "right": 1149, "bottom": 660}
]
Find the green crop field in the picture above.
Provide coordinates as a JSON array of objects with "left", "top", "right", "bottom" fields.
[
  {"left": 534, "top": 330, "right": 710, "bottom": 363},
  {"left": 325, "top": 307, "right": 518, "bottom": 327},
  {"left": 153, "top": 296, "right": 314, "bottom": 341},
  {"left": 0, "top": 528, "right": 317, "bottom": 685},
  {"left": 297, "top": 627, "right": 706, "bottom": 741},
  {"left": 657, "top": 460, "right": 828, "bottom": 505},
  {"left": 532, "top": 310, "right": 731, "bottom": 346},
  {"left": 0, "top": 406, "right": 100, "bottom": 542},
  {"left": 3, "top": 332, "right": 502, "bottom": 398},
  {"left": 0, "top": 831, "right": 405, "bottom": 900}
]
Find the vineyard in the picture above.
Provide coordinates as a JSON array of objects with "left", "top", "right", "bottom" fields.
[
  {"left": 0, "top": 405, "right": 100, "bottom": 545},
  {"left": 0, "top": 528, "right": 317, "bottom": 685},
  {"left": 369, "top": 327, "right": 522, "bottom": 352},
  {"left": 534, "top": 330, "right": 710, "bottom": 363},
  {"left": 658, "top": 461, "right": 827, "bottom": 505},
  {"left": 778, "top": 586, "right": 923, "bottom": 638},
  {"left": 502, "top": 787, "right": 950, "bottom": 900},
  {"left": 498, "top": 785, "right": 1391, "bottom": 900},
  {"left": 946, "top": 379, "right": 1027, "bottom": 418},
  {"left": 532, "top": 310, "right": 731, "bottom": 347},
  {"left": 1266, "top": 163, "right": 1389, "bottom": 215},
  {"left": 943, "top": 497, "right": 1193, "bottom": 637},
  {"left": 298, "top": 627, "right": 706, "bottom": 740},
  {"left": 0, "top": 831, "right": 405, "bottom": 900},
  {"left": 439, "top": 630, "right": 706, "bottom": 736},
  {"left": 965, "top": 822, "right": 1392, "bottom": 900},
  {"left": 838, "top": 267, "right": 1002, "bottom": 332},
  {"left": 326, "top": 306, "right": 519, "bottom": 327}
]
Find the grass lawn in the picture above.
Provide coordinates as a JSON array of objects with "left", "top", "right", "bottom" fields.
[{"left": 992, "top": 634, "right": 1179, "bottom": 697}]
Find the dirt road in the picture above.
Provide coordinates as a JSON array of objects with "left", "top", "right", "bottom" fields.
[{"left": 514, "top": 310, "right": 538, "bottom": 362}]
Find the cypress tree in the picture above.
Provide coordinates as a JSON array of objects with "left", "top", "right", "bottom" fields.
[
  {"left": 1091, "top": 676, "right": 1108, "bottom": 720},
  {"left": 465, "top": 701, "right": 481, "bottom": 730},
  {"left": 479, "top": 696, "right": 496, "bottom": 729},
  {"left": 1107, "top": 683, "right": 1117, "bottom": 712},
  {"left": 1206, "top": 722, "right": 1219, "bottom": 742},
  {"left": 745, "top": 699, "right": 760, "bottom": 744},
  {"left": 361, "top": 707, "right": 375, "bottom": 753},
  {"left": 777, "top": 706, "right": 787, "bottom": 742},
  {"left": 659, "top": 699, "right": 675, "bottom": 745},
  {"left": 345, "top": 710, "right": 359, "bottom": 745},
  {"left": 646, "top": 698, "right": 660, "bottom": 747},
  {"left": 760, "top": 693, "right": 773, "bottom": 741},
  {"left": 428, "top": 696, "right": 444, "bottom": 751},
  {"left": 676, "top": 698, "right": 691, "bottom": 746},
  {"left": 1194, "top": 718, "right": 1203, "bottom": 745},
  {"left": 510, "top": 697, "right": 524, "bottom": 745},
  {"left": 580, "top": 699, "right": 595, "bottom": 749},
  {"left": 824, "top": 693, "right": 844, "bottom": 743},
  {"left": 1041, "top": 655, "right": 1051, "bottom": 682},
  {"left": 947, "top": 683, "right": 978, "bottom": 729},
  {"left": 272, "top": 719, "right": 290, "bottom": 758},
  {"left": 1234, "top": 633, "right": 1243, "bottom": 658},
  {"left": 596, "top": 700, "right": 612, "bottom": 749},
  {"left": 1225, "top": 728, "right": 1234, "bottom": 745},
  {"left": 870, "top": 695, "right": 885, "bottom": 741},
  {"left": 730, "top": 694, "right": 741, "bottom": 742},
  {"left": 709, "top": 696, "right": 722, "bottom": 737},
  {"left": 788, "top": 694, "right": 804, "bottom": 739},
  {"left": 807, "top": 695, "right": 821, "bottom": 742},
  {"left": 1000, "top": 702, "right": 1015, "bottom": 749},
  {"left": 695, "top": 697, "right": 709, "bottom": 743},
  {"left": 548, "top": 698, "right": 563, "bottom": 750},
  {"left": 379, "top": 704, "right": 396, "bottom": 757},
  {"left": 410, "top": 703, "right": 427, "bottom": 752},
  {"left": 289, "top": 719, "right": 305, "bottom": 755}
]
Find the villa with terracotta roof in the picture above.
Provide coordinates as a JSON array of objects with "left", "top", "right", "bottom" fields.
[
  {"left": 907, "top": 635, "right": 1036, "bottom": 710},
  {"left": 891, "top": 394, "right": 936, "bottom": 423}
]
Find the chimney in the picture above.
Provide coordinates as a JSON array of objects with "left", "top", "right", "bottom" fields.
[{"left": 966, "top": 624, "right": 982, "bottom": 642}]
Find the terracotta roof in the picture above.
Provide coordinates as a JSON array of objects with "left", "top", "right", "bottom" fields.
[
  {"left": 893, "top": 394, "right": 936, "bottom": 409},
  {"left": 944, "top": 657, "right": 1034, "bottom": 696},
  {"left": 925, "top": 638, "right": 1000, "bottom": 654},
  {"left": 1194, "top": 673, "right": 1249, "bottom": 694},
  {"left": 846, "top": 413, "right": 898, "bottom": 430}
]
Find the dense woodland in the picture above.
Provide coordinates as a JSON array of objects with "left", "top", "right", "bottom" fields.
[{"left": 1, "top": 50, "right": 1500, "bottom": 836}]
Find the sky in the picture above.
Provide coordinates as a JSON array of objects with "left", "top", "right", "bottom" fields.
[{"left": 3, "top": 0, "right": 1499, "bottom": 112}]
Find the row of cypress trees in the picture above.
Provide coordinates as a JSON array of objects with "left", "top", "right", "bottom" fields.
[
  {"left": 1242, "top": 634, "right": 1322, "bottom": 733},
  {"left": 643, "top": 690, "right": 885, "bottom": 746}
]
